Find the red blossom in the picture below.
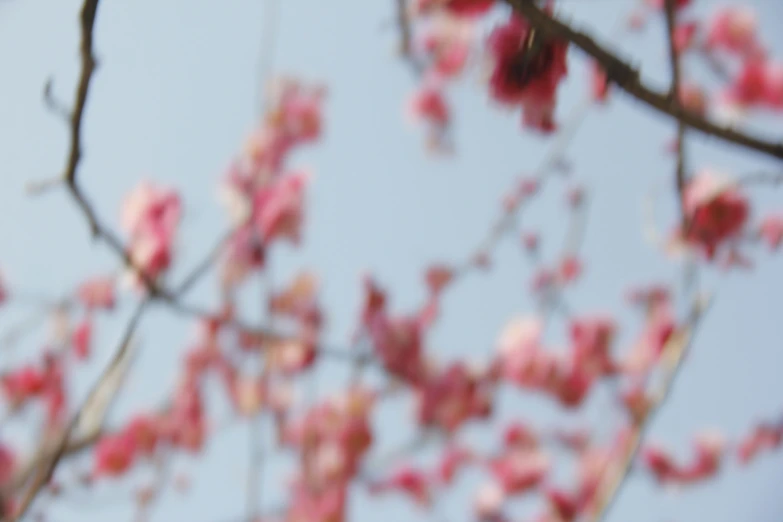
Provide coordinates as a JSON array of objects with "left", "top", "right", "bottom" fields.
[
  {"left": 369, "top": 315, "right": 427, "bottom": 384},
  {"left": 372, "top": 466, "right": 432, "bottom": 506},
  {"left": 76, "top": 276, "right": 115, "bottom": 310},
  {"left": 94, "top": 432, "right": 137, "bottom": 478},
  {"left": 425, "top": 264, "right": 454, "bottom": 295},
  {"left": 0, "top": 444, "right": 15, "bottom": 485},
  {"left": 486, "top": 11, "right": 569, "bottom": 132},
  {"left": 705, "top": 6, "right": 763, "bottom": 57},
  {"left": 488, "top": 449, "right": 549, "bottom": 495},
  {"left": 589, "top": 60, "right": 609, "bottom": 103},
  {"left": 759, "top": 214, "right": 783, "bottom": 250},
  {"left": 71, "top": 318, "right": 92, "bottom": 360},
  {"left": 253, "top": 171, "right": 309, "bottom": 244},
  {"left": 678, "top": 170, "right": 749, "bottom": 260},
  {"left": 569, "top": 315, "right": 617, "bottom": 377},
  {"left": 436, "top": 444, "right": 474, "bottom": 484},
  {"left": 415, "top": 361, "right": 493, "bottom": 432},
  {"left": 737, "top": 423, "right": 783, "bottom": 464}
]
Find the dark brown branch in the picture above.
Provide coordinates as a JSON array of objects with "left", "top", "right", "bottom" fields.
[
  {"left": 503, "top": 0, "right": 783, "bottom": 161},
  {"left": 66, "top": 0, "right": 99, "bottom": 186},
  {"left": 663, "top": 0, "right": 688, "bottom": 221}
]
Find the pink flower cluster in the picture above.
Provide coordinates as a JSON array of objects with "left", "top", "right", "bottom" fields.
[
  {"left": 495, "top": 315, "right": 617, "bottom": 409},
  {"left": 1, "top": 353, "right": 66, "bottom": 429},
  {"left": 219, "top": 79, "right": 325, "bottom": 288},
  {"left": 280, "top": 388, "right": 375, "bottom": 522},
  {"left": 121, "top": 181, "right": 182, "bottom": 288},
  {"left": 486, "top": 10, "right": 569, "bottom": 132},
  {"left": 672, "top": 169, "right": 749, "bottom": 261},
  {"left": 407, "top": 7, "right": 478, "bottom": 150},
  {"left": 642, "top": 431, "right": 726, "bottom": 485}
]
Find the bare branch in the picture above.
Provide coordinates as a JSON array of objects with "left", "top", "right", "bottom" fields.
[{"left": 503, "top": 0, "right": 783, "bottom": 161}]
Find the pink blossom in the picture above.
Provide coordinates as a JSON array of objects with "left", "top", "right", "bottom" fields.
[
  {"left": 253, "top": 171, "right": 309, "bottom": 244},
  {"left": 124, "top": 415, "right": 161, "bottom": 456},
  {"left": 679, "top": 170, "right": 749, "bottom": 259},
  {"left": 288, "top": 480, "right": 347, "bottom": 522},
  {"left": 369, "top": 315, "right": 426, "bottom": 384},
  {"left": 220, "top": 225, "right": 265, "bottom": 288},
  {"left": 488, "top": 449, "right": 549, "bottom": 495},
  {"left": 487, "top": 11, "right": 569, "bottom": 132},
  {"left": 94, "top": 433, "right": 137, "bottom": 477},
  {"left": 415, "top": 361, "right": 493, "bottom": 432},
  {"left": 270, "top": 271, "right": 322, "bottom": 329},
  {"left": 569, "top": 316, "right": 617, "bottom": 377},
  {"left": 268, "top": 338, "right": 317, "bottom": 374},
  {"left": 759, "top": 214, "right": 783, "bottom": 250},
  {"left": 121, "top": 181, "right": 181, "bottom": 240},
  {"left": 674, "top": 21, "right": 698, "bottom": 54},
  {"left": 705, "top": 6, "right": 762, "bottom": 57},
  {"left": 737, "top": 423, "right": 783, "bottom": 464},
  {"left": 436, "top": 445, "right": 474, "bottom": 484},
  {"left": 475, "top": 482, "right": 505, "bottom": 520},
  {"left": 409, "top": 83, "right": 450, "bottom": 127},
  {"left": 641, "top": 444, "right": 678, "bottom": 483},
  {"left": 372, "top": 466, "right": 431, "bottom": 506},
  {"left": 1, "top": 365, "right": 46, "bottom": 407},
  {"left": 722, "top": 59, "right": 769, "bottom": 108},
  {"left": 121, "top": 181, "right": 182, "bottom": 284},
  {"left": 589, "top": 61, "right": 609, "bottom": 103},
  {"left": 71, "top": 318, "right": 92, "bottom": 361},
  {"left": 425, "top": 264, "right": 454, "bottom": 294},
  {"left": 419, "top": 16, "right": 473, "bottom": 78},
  {"left": 416, "top": 0, "right": 494, "bottom": 17},
  {"left": 558, "top": 256, "right": 583, "bottom": 285},
  {"left": 503, "top": 422, "right": 538, "bottom": 450},
  {"left": 763, "top": 61, "right": 783, "bottom": 108},
  {"left": 622, "top": 305, "right": 675, "bottom": 374},
  {"left": 76, "top": 276, "right": 116, "bottom": 310},
  {"left": 679, "top": 82, "right": 707, "bottom": 115},
  {"left": 0, "top": 444, "right": 14, "bottom": 485},
  {"left": 545, "top": 487, "right": 579, "bottom": 521}
]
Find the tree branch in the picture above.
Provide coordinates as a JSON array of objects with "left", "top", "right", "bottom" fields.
[
  {"left": 8, "top": 300, "right": 147, "bottom": 521},
  {"left": 663, "top": 0, "right": 688, "bottom": 221},
  {"left": 503, "top": 0, "right": 783, "bottom": 161},
  {"left": 586, "top": 293, "right": 712, "bottom": 522}
]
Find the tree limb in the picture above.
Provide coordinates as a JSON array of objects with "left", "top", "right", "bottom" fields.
[{"left": 503, "top": 0, "right": 783, "bottom": 161}]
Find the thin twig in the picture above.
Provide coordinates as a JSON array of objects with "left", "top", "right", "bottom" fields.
[
  {"left": 663, "top": 0, "right": 688, "bottom": 221},
  {"left": 394, "top": 0, "right": 425, "bottom": 74},
  {"left": 503, "top": 0, "right": 783, "bottom": 161},
  {"left": 8, "top": 300, "right": 147, "bottom": 521},
  {"left": 585, "top": 293, "right": 712, "bottom": 522}
]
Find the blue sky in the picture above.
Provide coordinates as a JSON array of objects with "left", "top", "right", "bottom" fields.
[{"left": 1, "top": 0, "right": 783, "bottom": 521}]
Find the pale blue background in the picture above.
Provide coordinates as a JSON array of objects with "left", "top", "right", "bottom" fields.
[{"left": 1, "top": 0, "right": 783, "bottom": 521}]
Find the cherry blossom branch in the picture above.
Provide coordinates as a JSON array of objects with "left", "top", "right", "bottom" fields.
[
  {"left": 586, "top": 292, "right": 712, "bottom": 522},
  {"left": 503, "top": 0, "right": 783, "bottom": 161},
  {"left": 663, "top": 0, "right": 688, "bottom": 220},
  {"left": 8, "top": 300, "right": 147, "bottom": 521}
]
